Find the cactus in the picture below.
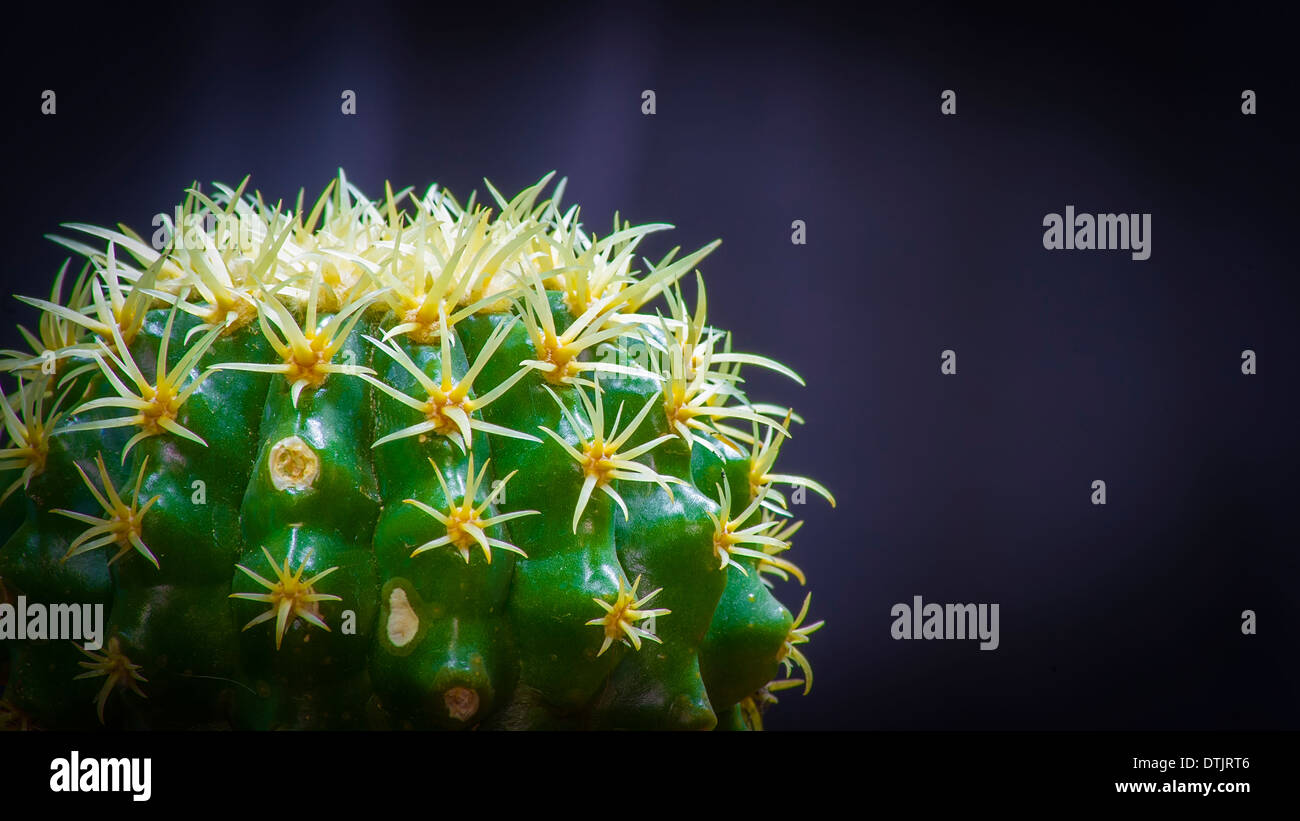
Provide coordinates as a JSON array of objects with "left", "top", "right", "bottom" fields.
[{"left": 0, "top": 172, "right": 833, "bottom": 730}]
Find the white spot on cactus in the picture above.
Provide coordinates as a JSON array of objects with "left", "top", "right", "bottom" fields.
[
  {"left": 269, "top": 436, "right": 320, "bottom": 491},
  {"left": 386, "top": 587, "right": 418, "bottom": 647}
]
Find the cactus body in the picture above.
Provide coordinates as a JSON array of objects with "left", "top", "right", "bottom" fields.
[{"left": 0, "top": 173, "right": 832, "bottom": 730}]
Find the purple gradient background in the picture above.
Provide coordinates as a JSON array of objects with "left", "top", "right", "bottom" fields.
[{"left": 3, "top": 2, "right": 1297, "bottom": 730}]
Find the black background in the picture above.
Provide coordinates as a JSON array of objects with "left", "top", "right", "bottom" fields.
[{"left": 2, "top": 1, "right": 1297, "bottom": 731}]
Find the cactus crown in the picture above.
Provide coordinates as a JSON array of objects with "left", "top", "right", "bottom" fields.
[{"left": 0, "top": 171, "right": 832, "bottom": 731}]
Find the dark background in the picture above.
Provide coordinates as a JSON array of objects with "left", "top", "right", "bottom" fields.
[{"left": 2, "top": 1, "right": 1296, "bottom": 730}]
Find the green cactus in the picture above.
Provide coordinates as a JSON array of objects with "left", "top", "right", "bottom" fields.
[{"left": 0, "top": 172, "right": 832, "bottom": 730}]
